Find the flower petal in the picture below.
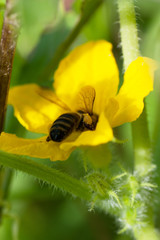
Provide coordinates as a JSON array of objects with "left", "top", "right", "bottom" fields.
[
  {"left": 106, "top": 57, "right": 158, "bottom": 127},
  {"left": 60, "top": 112, "right": 113, "bottom": 151},
  {"left": 8, "top": 84, "right": 66, "bottom": 134},
  {"left": 54, "top": 40, "right": 119, "bottom": 114},
  {"left": 0, "top": 133, "right": 72, "bottom": 161}
]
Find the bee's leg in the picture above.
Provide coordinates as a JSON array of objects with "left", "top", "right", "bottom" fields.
[{"left": 46, "top": 136, "right": 51, "bottom": 142}]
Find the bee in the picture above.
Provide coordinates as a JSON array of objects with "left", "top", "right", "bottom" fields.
[{"left": 38, "top": 86, "right": 98, "bottom": 142}]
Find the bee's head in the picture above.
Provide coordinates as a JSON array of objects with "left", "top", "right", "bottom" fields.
[
  {"left": 83, "top": 113, "right": 93, "bottom": 126},
  {"left": 83, "top": 113, "right": 98, "bottom": 130}
]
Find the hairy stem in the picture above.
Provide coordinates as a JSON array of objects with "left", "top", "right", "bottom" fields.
[
  {"left": 117, "top": 0, "right": 158, "bottom": 239},
  {"left": 0, "top": 151, "right": 92, "bottom": 201},
  {"left": 117, "top": 0, "right": 152, "bottom": 174},
  {"left": 117, "top": 0, "right": 140, "bottom": 69},
  {"left": 0, "top": 0, "right": 19, "bottom": 224},
  {"left": 0, "top": 0, "right": 18, "bottom": 131}
]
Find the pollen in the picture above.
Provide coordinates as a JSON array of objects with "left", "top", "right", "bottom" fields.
[{"left": 83, "top": 114, "right": 93, "bottom": 125}]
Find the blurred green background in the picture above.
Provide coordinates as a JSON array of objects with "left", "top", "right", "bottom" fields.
[{"left": 1, "top": 0, "right": 160, "bottom": 239}]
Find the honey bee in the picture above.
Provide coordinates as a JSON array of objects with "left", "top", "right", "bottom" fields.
[{"left": 38, "top": 86, "right": 98, "bottom": 142}]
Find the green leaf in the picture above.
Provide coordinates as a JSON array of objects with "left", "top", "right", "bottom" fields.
[
  {"left": 11, "top": 18, "right": 74, "bottom": 87},
  {"left": 16, "top": 0, "right": 59, "bottom": 57},
  {"left": 39, "top": 0, "right": 103, "bottom": 83},
  {"left": 11, "top": 0, "right": 103, "bottom": 87}
]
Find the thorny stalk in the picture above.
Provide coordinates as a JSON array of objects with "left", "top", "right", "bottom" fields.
[
  {"left": 0, "top": 0, "right": 18, "bottom": 131},
  {"left": 0, "top": 0, "right": 19, "bottom": 224},
  {"left": 117, "top": 0, "right": 158, "bottom": 238}
]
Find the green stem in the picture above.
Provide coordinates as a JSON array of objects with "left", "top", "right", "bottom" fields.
[
  {"left": 117, "top": 1, "right": 158, "bottom": 239},
  {"left": 132, "top": 106, "right": 153, "bottom": 173},
  {"left": 0, "top": 151, "right": 92, "bottom": 201},
  {"left": 117, "top": 0, "right": 152, "bottom": 174},
  {"left": 117, "top": 0, "right": 140, "bottom": 69}
]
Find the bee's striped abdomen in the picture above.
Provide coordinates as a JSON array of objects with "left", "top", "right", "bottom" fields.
[{"left": 49, "top": 113, "right": 81, "bottom": 142}]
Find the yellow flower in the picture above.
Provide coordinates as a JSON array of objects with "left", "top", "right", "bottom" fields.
[{"left": 0, "top": 40, "right": 157, "bottom": 161}]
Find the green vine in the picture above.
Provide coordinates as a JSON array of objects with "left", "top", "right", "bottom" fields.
[
  {"left": 0, "top": 151, "right": 92, "bottom": 201},
  {"left": 116, "top": 0, "right": 158, "bottom": 238}
]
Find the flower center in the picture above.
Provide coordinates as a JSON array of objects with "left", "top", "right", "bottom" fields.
[{"left": 47, "top": 85, "right": 99, "bottom": 142}]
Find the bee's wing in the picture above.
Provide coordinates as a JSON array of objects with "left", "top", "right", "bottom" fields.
[
  {"left": 76, "top": 86, "right": 96, "bottom": 114},
  {"left": 37, "top": 87, "right": 71, "bottom": 111}
]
